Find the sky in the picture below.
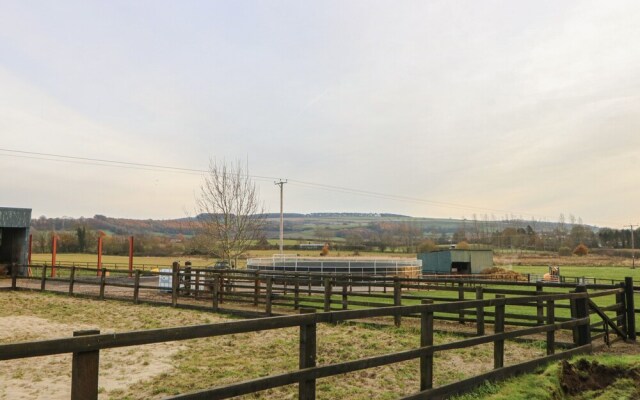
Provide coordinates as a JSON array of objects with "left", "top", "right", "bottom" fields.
[{"left": 0, "top": 1, "right": 639, "bottom": 228}]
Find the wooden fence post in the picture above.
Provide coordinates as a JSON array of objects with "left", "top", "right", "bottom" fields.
[
  {"left": 11, "top": 264, "right": 18, "bottom": 290},
  {"left": 283, "top": 272, "right": 288, "bottom": 296},
  {"left": 41, "top": 265, "right": 47, "bottom": 291},
  {"left": 98, "top": 268, "right": 107, "bottom": 300},
  {"left": 171, "top": 262, "right": 179, "bottom": 307},
  {"left": 254, "top": 271, "right": 260, "bottom": 306},
  {"left": 574, "top": 285, "right": 591, "bottom": 346},
  {"left": 323, "top": 277, "right": 332, "bottom": 312},
  {"left": 133, "top": 270, "right": 141, "bottom": 304},
  {"left": 536, "top": 282, "right": 544, "bottom": 325},
  {"left": 546, "top": 300, "right": 555, "bottom": 355},
  {"left": 184, "top": 264, "right": 192, "bottom": 297},
  {"left": 494, "top": 295, "right": 505, "bottom": 369},
  {"left": 625, "top": 277, "right": 636, "bottom": 341},
  {"left": 420, "top": 299, "right": 434, "bottom": 391},
  {"left": 342, "top": 284, "right": 348, "bottom": 310},
  {"left": 616, "top": 282, "right": 626, "bottom": 333},
  {"left": 458, "top": 282, "right": 465, "bottom": 324},
  {"left": 69, "top": 266, "right": 76, "bottom": 295},
  {"left": 299, "top": 308, "right": 317, "bottom": 400},
  {"left": 194, "top": 270, "right": 200, "bottom": 300},
  {"left": 294, "top": 274, "right": 300, "bottom": 310},
  {"left": 212, "top": 276, "right": 220, "bottom": 311},
  {"left": 266, "top": 276, "right": 273, "bottom": 316},
  {"left": 219, "top": 272, "right": 225, "bottom": 304},
  {"left": 476, "top": 287, "right": 484, "bottom": 336},
  {"left": 394, "top": 278, "right": 402, "bottom": 327},
  {"left": 71, "top": 329, "right": 100, "bottom": 400}
]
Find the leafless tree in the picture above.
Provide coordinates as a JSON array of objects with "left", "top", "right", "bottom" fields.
[{"left": 195, "top": 160, "right": 266, "bottom": 266}]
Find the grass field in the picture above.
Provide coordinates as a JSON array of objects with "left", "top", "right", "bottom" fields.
[
  {"left": 30, "top": 250, "right": 422, "bottom": 270},
  {"left": 12, "top": 251, "right": 640, "bottom": 399},
  {"left": 0, "top": 291, "right": 546, "bottom": 400},
  {"left": 511, "top": 265, "right": 640, "bottom": 282},
  {"left": 30, "top": 252, "right": 640, "bottom": 282}
]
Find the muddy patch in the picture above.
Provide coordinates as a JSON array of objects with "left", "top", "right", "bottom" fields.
[{"left": 560, "top": 359, "right": 640, "bottom": 397}]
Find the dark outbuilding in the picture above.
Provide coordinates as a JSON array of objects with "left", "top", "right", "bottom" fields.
[
  {"left": 0, "top": 207, "right": 31, "bottom": 276},
  {"left": 418, "top": 249, "right": 493, "bottom": 275}
]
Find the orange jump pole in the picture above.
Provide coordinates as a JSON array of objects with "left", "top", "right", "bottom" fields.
[
  {"left": 97, "top": 233, "right": 105, "bottom": 277},
  {"left": 51, "top": 235, "right": 58, "bottom": 278},
  {"left": 128, "top": 236, "right": 134, "bottom": 278}
]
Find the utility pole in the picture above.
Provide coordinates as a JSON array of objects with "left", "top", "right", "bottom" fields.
[
  {"left": 275, "top": 180, "right": 287, "bottom": 254},
  {"left": 627, "top": 224, "right": 637, "bottom": 269}
]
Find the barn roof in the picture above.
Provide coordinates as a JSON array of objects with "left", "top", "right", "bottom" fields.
[{"left": 0, "top": 207, "right": 32, "bottom": 228}]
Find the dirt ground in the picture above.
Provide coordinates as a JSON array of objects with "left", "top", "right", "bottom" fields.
[
  {"left": 560, "top": 356, "right": 640, "bottom": 398},
  {"left": 0, "top": 316, "right": 182, "bottom": 400}
]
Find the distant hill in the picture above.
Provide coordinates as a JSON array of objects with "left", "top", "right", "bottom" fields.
[{"left": 30, "top": 212, "right": 594, "bottom": 241}]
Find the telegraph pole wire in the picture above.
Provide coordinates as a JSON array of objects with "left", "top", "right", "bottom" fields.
[{"left": 275, "top": 180, "right": 287, "bottom": 254}]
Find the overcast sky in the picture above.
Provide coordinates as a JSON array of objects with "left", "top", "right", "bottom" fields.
[{"left": 1, "top": 1, "right": 639, "bottom": 227}]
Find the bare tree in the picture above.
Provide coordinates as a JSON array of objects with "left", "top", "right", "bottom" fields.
[{"left": 195, "top": 160, "right": 266, "bottom": 267}]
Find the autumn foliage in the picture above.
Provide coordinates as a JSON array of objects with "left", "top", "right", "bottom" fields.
[{"left": 573, "top": 243, "right": 589, "bottom": 256}]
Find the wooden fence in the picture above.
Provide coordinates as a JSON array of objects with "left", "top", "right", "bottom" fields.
[
  {"left": 1, "top": 291, "right": 593, "bottom": 400},
  {"left": 3, "top": 263, "right": 638, "bottom": 399},
  {"left": 8, "top": 264, "right": 637, "bottom": 340}
]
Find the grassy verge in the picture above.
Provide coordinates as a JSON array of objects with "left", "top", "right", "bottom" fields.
[{"left": 452, "top": 354, "right": 640, "bottom": 400}]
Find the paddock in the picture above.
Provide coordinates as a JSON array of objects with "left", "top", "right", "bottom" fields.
[{"left": 246, "top": 255, "right": 422, "bottom": 278}]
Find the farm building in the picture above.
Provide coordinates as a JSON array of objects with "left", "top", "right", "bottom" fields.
[
  {"left": 0, "top": 207, "right": 31, "bottom": 276},
  {"left": 418, "top": 249, "right": 492, "bottom": 275}
]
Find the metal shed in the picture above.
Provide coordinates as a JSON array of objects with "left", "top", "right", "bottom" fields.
[
  {"left": 0, "top": 207, "right": 31, "bottom": 276},
  {"left": 417, "top": 249, "right": 493, "bottom": 275}
]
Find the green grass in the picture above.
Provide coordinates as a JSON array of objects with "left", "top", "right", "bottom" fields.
[
  {"left": 453, "top": 354, "right": 640, "bottom": 400},
  {"left": 512, "top": 265, "right": 640, "bottom": 283}
]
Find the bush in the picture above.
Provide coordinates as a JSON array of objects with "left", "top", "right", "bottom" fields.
[
  {"left": 558, "top": 247, "right": 572, "bottom": 256},
  {"left": 573, "top": 243, "right": 589, "bottom": 256},
  {"left": 456, "top": 241, "right": 470, "bottom": 250},
  {"left": 418, "top": 239, "right": 438, "bottom": 253}
]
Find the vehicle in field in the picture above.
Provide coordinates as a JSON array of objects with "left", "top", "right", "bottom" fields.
[{"left": 207, "top": 260, "right": 230, "bottom": 270}]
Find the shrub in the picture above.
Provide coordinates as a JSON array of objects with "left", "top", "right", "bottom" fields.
[
  {"left": 558, "top": 246, "right": 572, "bottom": 256},
  {"left": 456, "top": 241, "right": 470, "bottom": 250},
  {"left": 573, "top": 243, "right": 589, "bottom": 256},
  {"left": 418, "top": 239, "right": 438, "bottom": 253}
]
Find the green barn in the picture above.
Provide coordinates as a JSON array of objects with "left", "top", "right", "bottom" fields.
[
  {"left": 418, "top": 249, "right": 493, "bottom": 275},
  {"left": 0, "top": 207, "right": 31, "bottom": 276}
]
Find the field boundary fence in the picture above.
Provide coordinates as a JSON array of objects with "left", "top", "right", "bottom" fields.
[
  {"left": 5, "top": 263, "right": 638, "bottom": 340},
  {"left": 1, "top": 290, "right": 594, "bottom": 400},
  {"left": 2, "top": 263, "right": 638, "bottom": 399}
]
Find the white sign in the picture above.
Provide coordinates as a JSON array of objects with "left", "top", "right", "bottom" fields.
[{"left": 158, "top": 269, "right": 173, "bottom": 291}]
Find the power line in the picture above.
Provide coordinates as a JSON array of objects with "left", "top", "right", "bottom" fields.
[
  {"left": 0, "top": 147, "right": 626, "bottom": 227},
  {"left": 274, "top": 179, "right": 287, "bottom": 253},
  {"left": 0, "top": 148, "right": 277, "bottom": 182}
]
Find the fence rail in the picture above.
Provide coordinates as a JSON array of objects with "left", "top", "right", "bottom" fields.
[
  {"left": 3, "top": 263, "right": 637, "bottom": 399},
  {"left": 1, "top": 290, "right": 593, "bottom": 400},
  {"left": 8, "top": 263, "right": 636, "bottom": 336}
]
